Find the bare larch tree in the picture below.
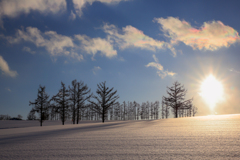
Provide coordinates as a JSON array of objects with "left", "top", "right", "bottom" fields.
[
  {"left": 161, "top": 99, "right": 165, "bottom": 119},
  {"left": 192, "top": 105, "right": 198, "bottom": 117},
  {"left": 27, "top": 108, "right": 36, "bottom": 120},
  {"left": 76, "top": 81, "right": 91, "bottom": 124},
  {"left": 163, "top": 81, "right": 193, "bottom": 118},
  {"left": 88, "top": 81, "right": 119, "bottom": 123},
  {"left": 69, "top": 80, "right": 78, "bottom": 124},
  {"left": 29, "top": 85, "right": 50, "bottom": 126},
  {"left": 52, "top": 82, "right": 70, "bottom": 125}
]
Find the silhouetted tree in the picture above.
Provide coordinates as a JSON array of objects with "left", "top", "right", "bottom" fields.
[
  {"left": 76, "top": 81, "right": 91, "bottom": 124},
  {"left": 69, "top": 80, "right": 78, "bottom": 124},
  {"left": 136, "top": 103, "right": 140, "bottom": 120},
  {"left": 165, "top": 101, "right": 170, "bottom": 119},
  {"left": 27, "top": 109, "right": 36, "bottom": 120},
  {"left": 114, "top": 102, "right": 121, "bottom": 120},
  {"left": 17, "top": 114, "right": 23, "bottom": 120},
  {"left": 88, "top": 81, "right": 119, "bottom": 123},
  {"left": 140, "top": 102, "right": 146, "bottom": 120},
  {"left": 188, "top": 105, "right": 192, "bottom": 117},
  {"left": 48, "top": 100, "right": 60, "bottom": 120},
  {"left": 29, "top": 85, "right": 50, "bottom": 126},
  {"left": 163, "top": 81, "right": 193, "bottom": 118},
  {"left": 161, "top": 100, "right": 165, "bottom": 119},
  {"left": 52, "top": 82, "right": 70, "bottom": 125},
  {"left": 0, "top": 115, "right": 11, "bottom": 120},
  {"left": 133, "top": 101, "right": 139, "bottom": 120},
  {"left": 123, "top": 101, "right": 127, "bottom": 120},
  {"left": 154, "top": 101, "right": 159, "bottom": 119},
  {"left": 145, "top": 104, "right": 148, "bottom": 119},
  {"left": 192, "top": 105, "right": 198, "bottom": 117}
]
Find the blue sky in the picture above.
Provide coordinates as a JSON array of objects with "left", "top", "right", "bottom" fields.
[{"left": 1, "top": 0, "right": 240, "bottom": 119}]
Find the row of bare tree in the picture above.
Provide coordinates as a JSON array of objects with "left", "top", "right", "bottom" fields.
[
  {"left": 107, "top": 101, "right": 160, "bottom": 120},
  {"left": 29, "top": 80, "right": 92, "bottom": 126},
  {"left": 37, "top": 101, "right": 159, "bottom": 122},
  {"left": 28, "top": 80, "right": 198, "bottom": 126}
]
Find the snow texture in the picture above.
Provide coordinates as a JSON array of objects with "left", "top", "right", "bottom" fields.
[{"left": 0, "top": 114, "right": 240, "bottom": 159}]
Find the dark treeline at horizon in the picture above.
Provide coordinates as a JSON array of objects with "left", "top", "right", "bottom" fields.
[{"left": 26, "top": 80, "right": 197, "bottom": 126}]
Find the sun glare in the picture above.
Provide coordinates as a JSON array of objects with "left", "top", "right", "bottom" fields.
[{"left": 200, "top": 75, "right": 224, "bottom": 110}]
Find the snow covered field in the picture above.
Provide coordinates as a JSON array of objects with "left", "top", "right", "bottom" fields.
[
  {"left": 0, "top": 120, "right": 74, "bottom": 129},
  {"left": 0, "top": 120, "right": 101, "bottom": 129},
  {"left": 0, "top": 114, "right": 240, "bottom": 159}
]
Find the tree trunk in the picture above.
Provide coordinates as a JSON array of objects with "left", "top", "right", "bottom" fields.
[
  {"left": 77, "top": 107, "right": 79, "bottom": 124},
  {"left": 40, "top": 103, "right": 43, "bottom": 127},
  {"left": 102, "top": 110, "right": 105, "bottom": 123},
  {"left": 175, "top": 107, "right": 178, "bottom": 118},
  {"left": 73, "top": 110, "right": 75, "bottom": 124},
  {"left": 62, "top": 113, "right": 64, "bottom": 125}
]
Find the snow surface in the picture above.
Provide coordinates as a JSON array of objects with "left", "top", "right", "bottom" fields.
[
  {"left": 0, "top": 120, "right": 74, "bottom": 129},
  {"left": 0, "top": 120, "right": 99, "bottom": 129},
  {"left": 0, "top": 114, "right": 240, "bottom": 159}
]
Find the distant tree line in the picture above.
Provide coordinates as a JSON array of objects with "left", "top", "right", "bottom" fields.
[
  {"left": 0, "top": 114, "right": 23, "bottom": 120},
  {"left": 28, "top": 80, "right": 198, "bottom": 126}
]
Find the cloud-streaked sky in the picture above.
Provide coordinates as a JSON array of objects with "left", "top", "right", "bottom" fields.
[{"left": 1, "top": 0, "right": 240, "bottom": 118}]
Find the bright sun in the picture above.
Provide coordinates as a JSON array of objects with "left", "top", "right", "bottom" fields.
[{"left": 200, "top": 75, "right": 224, "bottom": 109}]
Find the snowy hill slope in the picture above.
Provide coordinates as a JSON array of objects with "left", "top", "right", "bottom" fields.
[{"left": 0, "top": 114, "right": 240, "bottom": 159}]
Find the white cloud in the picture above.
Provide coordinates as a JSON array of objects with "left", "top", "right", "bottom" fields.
[
  {"left": 3, "top": 27, "right": 85, "bottom": 61},
  {"left": 44, "top": 31, "right": 74, "bottom": 55},
  {"left": 103, "top": 24, "right": 176, "bottom": 56},
  {"left": 146, "top": 62, "right": 163, "bottom": 72},
  {"left": 0, "top": 55, "right": 18, "bottom": 77},
  {"left": 2, "top": 26, "right": 117, "bottom": 61},
  {"left": 0, "top": 0, "right": 66, "bottom": 28},
  {"left": 72, "top": 0, "right": 129, "bottom": 17},
  {"left": 22, "top": 46, "right": 35, "bottom": 54},
  {"left": 92, "top": 66, "right": 101, "bottom": 75},
  {"left": 75, "top": 34, "right": 117, "bottom": 58},
  {"left": 146, "top": 55, "right": 175, "bottom": 79},
  {"left": 154, "top": 17, "right": 240, "bottom": 51}
]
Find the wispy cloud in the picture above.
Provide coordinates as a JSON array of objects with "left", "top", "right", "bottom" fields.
[
  {"left": 118, "top": 56, "right": 125, "bottom": 61},
  {"left": 146, "top": 54, "right": 176, "bottom": 79},
  {"left": 92, "top": 66, "right": 101, "bottom": 75},
  {"left": 0, "top": 55, "right": 18, "bottom": 77},
  {"left": 69, "top": 10, "right": 76, "bottom": 20},
  {"left": 6, "top": 88, "right": 11, "bottom": 92},
  {"left": 0, "top": 0, "right": 66, "bottom": 28},
  {"left": 72, "top": 0, "right": 129, "bottom": 17},
  {"left": 22, "top": 46, "right": 35, "bottom": 54},
  {"left": 75, "top": 34, "right": 117, "bottom": 58},
  {"left": 152, "top": 54, "right": 158, "bottom": 63},
  {"left": 229, "top": 68, "right": 240, "bottom": 74},
  {"left": 154, "top": 17, "right": 240, "bottom": 51},
  {"left": 103, "top": 24, "right": 176, "bottom": 56}
]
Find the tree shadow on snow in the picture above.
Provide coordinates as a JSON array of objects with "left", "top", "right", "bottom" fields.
[{"left": 0, "top": 121, "right": 131, "bottom": 145}]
